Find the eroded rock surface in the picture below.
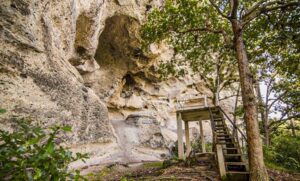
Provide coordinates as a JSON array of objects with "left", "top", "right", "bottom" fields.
[{"left": 0, "top": 0, "right": 235, "bottom": 168}]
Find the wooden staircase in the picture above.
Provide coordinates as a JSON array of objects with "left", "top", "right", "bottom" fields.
[{"left": 210, "top": 107, "right": 249, "bottom": 181}]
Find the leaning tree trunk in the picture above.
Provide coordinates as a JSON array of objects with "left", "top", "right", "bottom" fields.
[{"left": 231, "top": 20, "right": 269, "bottom": 181}]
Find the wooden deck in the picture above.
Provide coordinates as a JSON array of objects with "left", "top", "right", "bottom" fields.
[{"left": 176, "top": 106, "right": 215, "bottom": 121}]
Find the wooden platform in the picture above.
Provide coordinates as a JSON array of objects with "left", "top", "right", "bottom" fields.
[
  {"left": 175, "top": 103, "right": 249, "bottom": 180},
  {"left": 177, "top": 106, "right": 215, "bottom": 121}
]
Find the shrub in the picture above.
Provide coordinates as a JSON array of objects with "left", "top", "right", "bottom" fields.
[
  {"left": 0, "top": 118, "right": 88, "bottom": 180},
  {"left": 264, "top": 135, "right": 300, "bottom": 171}
]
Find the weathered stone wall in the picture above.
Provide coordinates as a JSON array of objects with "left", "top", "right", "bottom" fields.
[{"left": 0, "top": 0, "right": 168, "bottom": 167}]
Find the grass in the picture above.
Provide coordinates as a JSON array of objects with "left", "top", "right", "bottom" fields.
[
  {"left": 265, "top": 161, "right": 299, "bottom": 174},
  {"left": 85, "top": 167, "right": 114, "bottom": 181},
  {"left": 142, "top": 161, "right": 164, "bottom": 169},
  {"left": 85, "top": 162, "right": 165, "bottom": 181}
]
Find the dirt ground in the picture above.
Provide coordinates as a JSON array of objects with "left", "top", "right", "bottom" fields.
[
  {"left": 83, "top": 161, "right": 300, "bottom": 181},
  {"left": 84, "top": 160, "right": 220, "bottom": 181}
]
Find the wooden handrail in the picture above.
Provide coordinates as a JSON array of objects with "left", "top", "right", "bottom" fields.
[
  {"left": 218, "top": 107, "right": 248, "bottom": 143},
  {"left": 175, "top": 94, "right": 208, "bottom": 110},
  {"left": 208, "top": 107, "right": 217, "bottom": 152}
]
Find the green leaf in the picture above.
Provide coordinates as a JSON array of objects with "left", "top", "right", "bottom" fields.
[
  {"left": 0, "top": 119, "right": 89, "bottom": 180},
  {"left": 0, "top": 109, "right": 6, "bottom": 114},
  {"left": 62, "top": 125, "right": 72, "bottom": 132},
  {"left": 46, "top": 142, "right": 54, "bottom": 154},
  {"left": 26, "top": 137, "right": 42, "bottom": 146},
  {"left": 33, "top": 168, "right": 42, "bottom": 180}
]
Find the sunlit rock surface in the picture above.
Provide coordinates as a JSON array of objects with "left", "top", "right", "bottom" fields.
[{"left": 0, "top": 0, "right": 235, "bottom": 168}]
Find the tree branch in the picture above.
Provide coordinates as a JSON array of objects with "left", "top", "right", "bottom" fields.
[
  {"left": 242, "top": 1, "right": 300, "bottom": 27},
  {"left": 176, "top": 27, "right": 232, "bottom": 46},
  {"left": 209, "top": 0, "right": 230, "bottom": 19},
  {"left": 230, "top": 0, "right": 239, "bottom": 19},
  {"left": 269, "top": 114, "right": 300, "bottom": 132},
  {"left": 267, "top": 90, "right": 288, "bottom": 110},
  {"left": 178, "top": 27, "right": 224, "bottom": 34},
  {"left": 243, "top": 0, "right": 267, "bottom": 18},
  {"left": 220, "top": 93, "right": 239, "bottom": 101},
  {"left": 268, "top": 104, "right": 299, "bottom": 129}
]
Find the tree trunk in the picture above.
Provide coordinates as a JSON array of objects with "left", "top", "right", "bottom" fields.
[
  {"left": 233, "top": 86, "right": 240, "bottom": 139},
  {"left": 212, "top": 63, "right": 221, "bottom": 106},
  {"left": 264, "top": 110, "right": 270, "bottom": 146},
  {"left": 255, "top": 81, "right": 269, "bottom": 146},
  {"left": 231, "top": 20, "right": 269, "bottom": 181},
  {"left": 215, "top": 63, "right": 220, "bottom": 106},
  {"left": 290, "top": 119, "right": 297, "bottom": 137}
]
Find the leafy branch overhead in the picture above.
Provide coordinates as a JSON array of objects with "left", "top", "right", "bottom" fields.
[{"left": 141, "top": 0, "right": 239, "bottom": 102}]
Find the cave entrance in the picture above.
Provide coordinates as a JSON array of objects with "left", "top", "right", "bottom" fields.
[
  {"left": 90, "top": 15, "right": 144, "bottom": 99},
  {"left": 94, "top": 15, "right": 141, "bottom": 70}
]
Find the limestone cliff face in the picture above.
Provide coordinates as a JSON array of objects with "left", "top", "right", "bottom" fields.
[
  {"left": 0, "top": 0, "right": 234, "bottom": 167},
  {"left": 0, "top": 0, "right": 168, "bottom": 166}
]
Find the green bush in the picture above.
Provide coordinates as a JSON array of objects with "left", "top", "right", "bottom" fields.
[
  {"left": 191, "top": 141, "right": 213, "bottom": 153},
  {"left": 264, "top": 135, "right": 300, "bottom": 172},
  {"left": 0, "top": 118, "right": 88, "bottom": 180}
]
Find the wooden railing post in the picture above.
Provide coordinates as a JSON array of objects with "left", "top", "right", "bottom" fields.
[
  {"left": 185, "top": 121, "right": 191, "bottom": 157},
  {"left": 177, "top": 113, "right": 185, "bottom": 160},
  {"left": 208, "top": 107, "right": 216, "bottom": 152},
  {"left": 199, "top": 120, "right": 206, "bottom": 153}
]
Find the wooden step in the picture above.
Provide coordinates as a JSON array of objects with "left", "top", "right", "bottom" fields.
[
  {"left": 215, "top": 127, "right": 226, "bottom": 130},
  {"left": 217, "top": 138, "right": 233, "bottom": 141},
  {"left": 216, "top": 132, "right": 231, "bottom": 137},
  {"left": 227, "top": 171, "right": 249, "bottom": 181},
  {"left": 217, "top": 134, "right": 231, "bottom": 137},
  {"left": 213, "top": 118, "right": 223, "bottom": 121},
  {"left": 224, "top": 154, "right": 243, "bottom": 157},
  {"left": 226, "top": 162, "right": 247, "bottom": 166},
  {"left": 216, "top": 141, "right": 236, "bottom": 145},
  {"left": 217, "top": 143, "right": 235, "bottom": 146},
  {"left": 216, "top": 132, "right": 229, "bottom": 136},
  {"left": 217, "top": 139, "right": 234, "bottom": 142},
  {"left": 217, "top": 136, "right": 232, "bottom": 139},
  {"left": 223, "top": 147, "right": 238, "bottom": 150},
  {"left": 215, "top": 125, "right": 226, "bottom": 128},
  {"left": 215, "top": 121, "right": 226, "bottom": 127},
  {"left": 215, "top": 130, "right": 228, "bottom": 133},
  {"left": 217, "top": 137, "right": 232, "bottom": 140},
  {"left": 227, "top": 171, "right": 249, "bottom": 174},
  {"left": 215, "top": 131, "right": 229, "bottom": 134}
]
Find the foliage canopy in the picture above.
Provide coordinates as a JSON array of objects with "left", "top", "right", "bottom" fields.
[{"left": 0, "top": 117, "right": 88, "bottom": 181}]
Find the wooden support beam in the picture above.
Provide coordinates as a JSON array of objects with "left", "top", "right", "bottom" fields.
[
  {"left": 177, "top": 113, "right": 184, "bottom": 160},
  {"left": 199, "top": 121, "right": 206, "bottom": 153},
  {"left": 216, "top": 144, "right": 227, "bottom": 179},
  {"left": 204, "top": 95, "right": 208, "bottom": 107},
  {"left": 185, "top": 121, "right": 191, "bottom": 157}
]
